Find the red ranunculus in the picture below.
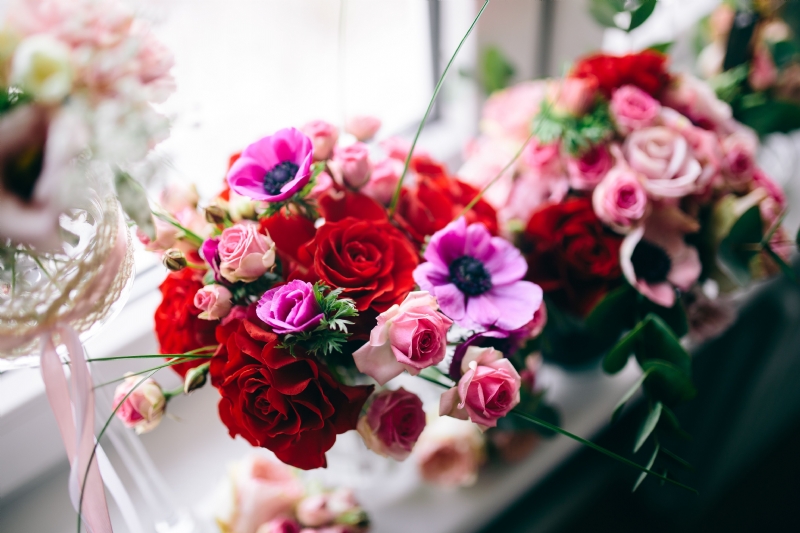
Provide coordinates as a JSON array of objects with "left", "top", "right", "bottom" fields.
[
  {"left": 395, "top": 156, "right": 498, "bottom": 246},
  {"left": 313, "top": 216, "right": 419, "bottom": 313},
  {"left": 522, "top": 197, "right": 622, "bottom": 316},
  {"left": 571, "top": 51, "right": 671, "bottom": 98},
  {"left": 154, "top": 268, "right": 218, "bottom": 377},
  {"left": 209, "top": 310, "right": 373, "bottom": 469}
]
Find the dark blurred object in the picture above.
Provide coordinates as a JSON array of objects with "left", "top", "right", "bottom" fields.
[
  {"left": 722, "top": 10, "right": 759, "bottom": 71},
  {"left": 482, "top": 258, "right": 800, "bottom": 532}
]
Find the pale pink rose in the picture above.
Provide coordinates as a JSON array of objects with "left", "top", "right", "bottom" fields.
[
  {"left": 357, "top": 388, "right": 426, "bottom": 461},
  {"left": 610, "top": 85, "right": 661, "bottom": 134},
  {"left": 621, "top": 207, "right": 702, "bottom": 308},
  {"left": 547, "top": 77, "right": 598, "bottom": 117},
  {"left": 592, "top": 154, "right": 648, "bottom": 234},
  {"left": 345, "top": 115, "right": 381, "bottom": 142},
  {"left": 137, "top": 217, "right": 179, "bottom": 252},
  {"left": 415, "top": 413, "right": 486, "bottom": 488},
  {"left": 522, "top": 139, "right": 562, "bottom": 175},
  {"left": 296, "top": 489, "right": 361, "bottom": 529},
  {"left": 302, "top": 120, "right": 339, "bottom": 161},
  {"left": 361, "top": 158, "right": 402, "bottom": 206},
  {"left": 749, "top": 44, "right": 778, "bottom": 92},
  {"left": 481, "top": 80, "right": 548, "bottom": 140},
  {"left": 130, "top": 20, "right": 175, "bottom": 102},
  {"left": 218, "top": 222, "right": 276, "bottom": 283},
  {"left": 353, "top": 291, "right": 453, "bottom": 385},
  {"left": 659, "top": 108, "right": 722, "bottom": 193},
  {"left": 296, "top": 495, "right": 335, "bottom": 528},
  {"left": 439, "top": 347, "right": 521, "bottom": 428},
  {"left": 661, "top": 74, "right": 732, "bottom": 131},
  {"left": 624, "top": 127, "right": 703, "bottom": 198},
  {"left": 222, "top": 456, "right": 304, "bottom": 533},
  {"left": 380, "top": 136, "right": 429, "bottom": 162},
  {"left": 332, "top": 142, "right": 372, "bottom": 189},
  {"left": 113, "top": 375, "right": 166, "bottom": 434},
  {"left": 498, "top": 168, "right": 569, "bottom": 226},
  {"left": 256, "top": 519, "right": 300, "bottom": 533},
  {"left": 721, "top": 133, "right": 757, "bottom": 190},
  {"left": 457, "top": 137, "right": 517, "bottom": 209},
  {"left": 566, "top": 144, "right": 613, "bottom": 190},
  {"left": 158, "top": 181, "right": 199, "bottom": 213},
  {"left": 308, "top": 171, "right": 335, "bottom": 200},
  {"left": 194, "top": 284, "right": 233, "bottom": 320}
]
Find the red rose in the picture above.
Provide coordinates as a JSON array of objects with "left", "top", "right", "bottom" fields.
[
  {"left": 395, "top": 156, "right": 498, "bottom": 246},
  {"left": 522, "top": 197, "right": 622, "bottom": 316},
  {"left": 313, "top": 216, "right": 419, "bottom": 313},
  {"left": 571, "top": 51, "right": 671, "bottom": 98},
  {"left": 260, "top": 211, "right": 318, "bottom": 281},
  {"left": 154, "top": 268, "right": 218, "bottom": 377},
  {"left": 209, "top": 311, "right": 373, "bottom": 469}
]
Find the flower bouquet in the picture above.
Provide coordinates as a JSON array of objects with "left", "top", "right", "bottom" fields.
[{"left": 460, "top": 48, "right": 794, "bottom": 479}]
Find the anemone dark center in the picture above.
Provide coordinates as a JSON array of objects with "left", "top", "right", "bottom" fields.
[
  {"left": 263, "top": 161, "right": 299, "bottom": 196},
  {"left": 631, "top": 240, "right": 671, "bottom": 284},
  {"left": 449, "top": 255, "right": 492, "bottom": 296}
]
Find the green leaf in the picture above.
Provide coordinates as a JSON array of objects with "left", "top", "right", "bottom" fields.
[
  {"left": 480, "top": 46, "right": 516, "bottom": 94},
  {"left": 659, "top": 404, "right": 692, "bottom": 441},
  {"left": 647, "top": 41, "right": 674, "bottom": 54},
  {"left": 636, "top": 314, "right": 692, "bottom": 375},
  {"left": 641, "top": 298, "right": 689, "bottom": 339},
  {"left": 632, "top": 442, "right": 660, "bottom": 492},
  {"left": 611, "top": 368, "right": 652, "bottom": 422},
  {"left": 588, "top": 0, "right": 626, "bottom": 28},
  {"left": 603, "top": 316, "right": 651, "bottom": 374},
  {"left": 641, "top": 359, "right": 697, "bottom": 403},
  {"left": 634, "top": 401, "right": 662, "bottom": 453},
  {"left": 628, "top": 0, "right": 657, "bottom": 31},
  {"left": 734, "top": 100, "right": 800, "bottom": 137},
  {"left": 661, "top": 448, "right": 694, "bottom": 471},
  {"left": 115, "top": 171, "right": 154, "bottom": 240},
  {"left": 717, "top": 205, "right": 763, "bottom": 286},
  {"left": 586, "top": 284, "right": 637, "bottom": 348},
  {"left": 764, "top": 245, "right": 797, "bottom": 283}
]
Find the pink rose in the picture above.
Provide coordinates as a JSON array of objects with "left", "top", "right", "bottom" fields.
[
  {"left": 296, "top": 489, "right": 362, "bottom": 529},
  {"left": 256, "top": 518, "right": 301, "bottom": 533},
  {"left": 158, "top": 181, "right": 199, "bottom": 213},
  {"left": 333, "top": 142, "right": 372, "bottom": 189},
  {"left": 547, "top": 77, "right": 598, "bottom": 117},
  {"left": 302, "top": 120, "right": 339, "bottom": 161},
  {"left": 610, "top": 85, "right": 661, "bottom": 134},
  {"left": 659, "top": 108, "right": 722, "bottom": 193},
  {"left": 721, "top": 133, "right": 757, "bottom": 190},
  {"left": 522, "top": 139, "right": 562, "bottom": 175},
  {"left": 296, "top": 495, "right": 335, "bottom": 528},
  {"left": 113, "top": 375, "right": 166, "bottom": 434},
  {"left": 357, "top": 388, "right": 426, "bottom": 461},
  {"left": 624, "top": 127, "right": 702, "bottom": 198},
  {"left": 218, "top": 456, "right": 304, "bottom": 533},
  {"left": 592, "top": 155, "right": 648, "bottom": 233},
  {"left": 345, "top": 115, "right": 381, "bottom": 142},
  {"left": 439, "top": 347, "right": 521, "bottom": 428},
  {"left": 566, "top": 144, "right": 613, "bottom": 190},
  {"left": 749, "top": 44, "right": 778, "bottom": 92},
  {"left": 194, "top": 284, "right": 233, "bottom": 320},
  {"left": 415, "top": 414, "right": 486, "bottom": 488},
  {"left": 309, "top": 171, "right": 335, "bottom": 199},
  {"left": 353, "top": 291, "right": 453, "bottom": 385},
  {"left": 752, "top": 168, "right": 786, "bottom": 210},
  {"left": 218, "top": 222, "right": 276, "bottom": 283},
  {"left": 361, "top": 158, "right": 402, "bottom": 206},
  {"left": 661, "top": 73, "right": 732, "bottom": 131},
  {"left": 481, "top": 80, "right": 548, "bottom": 139}
]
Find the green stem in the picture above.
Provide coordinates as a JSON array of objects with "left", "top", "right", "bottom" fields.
[
  {"left": 152, "top": 210, "right": 204, "bottom": 247},
  {"left": 387, "top": 0, "right": 491, "bottom": 217},
  {"left": 509, "top": 410, "right": 697, "bottom": 494},
  {"left": 459, "top": 130, "right": 535, "bottom": 218},
  {"left": 92, "top": 358, "right": 198, "bottom": 389},
  {"left": 416, "top": 372, "right": 453, "bottom": 389},
  {"left": 163, "top": 385, "right": 185, "bottom": 400},
  {"left": 84, "top": 353, "right": 214, "bottom": 363}
]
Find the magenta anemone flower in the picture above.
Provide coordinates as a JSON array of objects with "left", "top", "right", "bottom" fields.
[
  {"left": 227, "top": 127, "right": 314, "bottom": 202},
  {"left": 413, "top": 217, "right": 543, "bottom": 331}
]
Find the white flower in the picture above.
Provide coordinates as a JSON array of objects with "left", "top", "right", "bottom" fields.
[{"left": 11, "top": 34, "right": 73, "bottom": 103}]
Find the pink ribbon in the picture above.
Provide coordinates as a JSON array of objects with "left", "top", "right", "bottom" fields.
[{"left": 37, "top": 213, "right": 130, "bottom": 533}]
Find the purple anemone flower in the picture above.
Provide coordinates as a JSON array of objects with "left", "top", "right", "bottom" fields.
[
  {"left": 227, "top": 127, "right": 314, "bottom": 202},
  {"left": 413, "top": 217, "right": 543, "bottom": 332},
  {"left": 200, "top": 237, "right": 225, "bottom": 283}
]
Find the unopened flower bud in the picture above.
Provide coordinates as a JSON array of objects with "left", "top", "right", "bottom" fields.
[
  {"left": 113, "top": 375, "right": 167, "bottom": 434},
  {"left": 163, "top": 248, "right": 187, "bottom": 271},
  {"left": 184, "top": 363, "right": 210, "bottom": 394},
  {"left": 205, "top": 204, "right": 227, "bottom": 225}
]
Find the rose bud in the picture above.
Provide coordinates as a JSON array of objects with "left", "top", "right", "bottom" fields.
[
  {"left": 256, "top": 280, "right": 324, "bottom": 334},
  {"left": 333, "top": 143, "right": 372, "bottom": 189},
  {"left": 609, "top": 84, "right": 661, "bottom": 135},
  {"left": 256, "top": 518, "right": 301, "bottom": 533},
  {"left": 439, "top": 346, "right": 521, "bottom": 429},
  {"left": 361, "top": 158, "right": 401, "bottom": 206},
  {"left": 162, "top": 248, "right": 187, "bottom": 271},
  {"left": 546, "top": 77, "right": 598, "bottom": 117},
  {"left": 194, "top": 284, "right": 234, "bottom": 320},
  {"left": 204, "top": 204, "right": 227, "bottom": 224},
  {"left": 218, "top": 222, "right": 276, "bottom": 283},
  {"left": 414, "top": 412, "right": 486, "bottom": 488},
  {"left": 296, "top": 494, "right": 336, "bottom": 528},
  {"left": 302, "top": 120, "right": 339, "bottom": 161},
  {"left": 345, "top": 115, "right": 382, "bottom": 142},
  {"left": 353, "top": 291, "right": 453, "bottom": 385},
  {"left": 113, "top": 375, "right": 167, "bottom": 434},
  {"left": 357, "top": 388, "right": 426, "bottom": 461},
  {"left": 138, "top": 217, "right": 180, "bottom": 252},
  {"left": 183, "top": 362, "right": 210, "bottom": 394}
]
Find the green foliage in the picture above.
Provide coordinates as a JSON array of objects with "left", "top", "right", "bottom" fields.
[
  {"left": 279, "top": 283, "right": 358, "bottom": 357},
  {"left": 647, "top": 42, "right": 674, "bottom": 54},
  {"left": 632, "top": 442, "right": 660, "bottom": 492},
  {"left": 588, "top": 0, "right": 657, "bottom": 32},
  {"left": 710, "top": 64, "right": 748, "bottom": 104},
  {"left": 533, "top": 100, "right": 615, "bottom": 157},
  {"left": 480, "top": 46, "right": 516, "bottom": 94},
  {"left": 717, "top": 205, "right": 764, "bottom": 286},
  {"left": 628, "top": 0, "right": 657, "bottom": 31},
  {"left": 0, "top": 87, "right": 31, "bottom": 116},
  {"left": 115, "top": 171, "right": 155, "bottom": 240},
  {"left": 611, "top": 368, "right": 652, "bottom": 422}
]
